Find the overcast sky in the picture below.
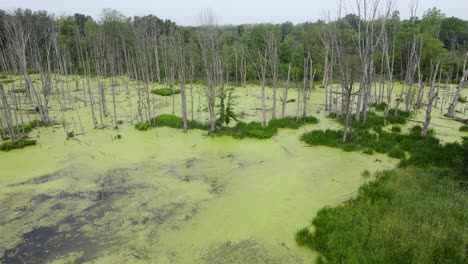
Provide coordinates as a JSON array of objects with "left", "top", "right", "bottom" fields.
[{"left": 1, "top": 0, "right": 467, "bottom": 25}]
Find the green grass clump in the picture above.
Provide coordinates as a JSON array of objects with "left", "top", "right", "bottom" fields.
[
  {"left": 151, "top": 88, "right": 181, "bottom": 96},
  {"left": 135, "top": 114, "right": 319, "bottom": 140},
  {"left": 301, "top": 125, "right": 464, "bottom": 167},
  {"left": 134, "top": 114, "right": 209, "bottom": 131},
  {"left": 460, "top": 125, "right": 468, "bottom": 132},
  {"left": 268, "top": 116, "right": 319, "bottom": 129},
  {"left": 217, "top": 121, "right": 278, "bottom": 139},
  {"left": 134, "top": 122, "right": 150, "bottom": 131},
  {"left": 372, "top": 102, "right": 387, "bottom": 111},
  {"left": 0, "top": 139, "right": 37, "bottom": 151},
  {"left": 361, "top": 170, "right": 371, "bottom": 178},
  {"left": 1, "top": 120, "right": 42, "bottom": 136},
  {"left": 296, "top": 167, "right": 467, "bottom": 263},
  {"left": 391, "top": 126, "right": 402, "bottom": 133},
  {"left": 363, "top": 148, "right": 374, "bottom": 155},
  {"left": 0, "top": 79, "right": 14, "bottom": 84}
]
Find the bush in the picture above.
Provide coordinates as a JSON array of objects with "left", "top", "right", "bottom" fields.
[
  {"left": 460, "top": 125, "right": 468, "bottom": 132},
  {"left": 151, "top": 88, "right": 181, "bottom": 96},
  {"left": 0, "top": 139, "right": 37, "bottom": 151}
]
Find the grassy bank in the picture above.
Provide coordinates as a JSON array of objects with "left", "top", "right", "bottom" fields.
[{"left": 296, "top": 113, "right": 468, "bottom": 263}]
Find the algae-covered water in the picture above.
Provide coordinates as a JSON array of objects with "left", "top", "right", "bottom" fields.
[{"left": 0, "top": 77, "right": 465, "bottom": 263}]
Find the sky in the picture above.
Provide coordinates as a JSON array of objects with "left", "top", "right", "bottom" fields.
[{"left": 1, "top": 0, "right": 467, "bottom": 25}]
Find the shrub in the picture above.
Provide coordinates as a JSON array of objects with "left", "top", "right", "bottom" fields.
[
  {"left": 286, "top": 98, "right": 296, "bottom": 103},
  {"left": 0, "top": 139, "right": 37, "bottom": 151},
  {"left": 151, "top": 88, "right": 181, "bottom": 96},
  {"left": 117, "top": 120, "right": 124, "bottom": 125}
]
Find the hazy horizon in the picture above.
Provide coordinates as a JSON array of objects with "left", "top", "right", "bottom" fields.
[{"left": 1, "top": 0, "right": 467, "bottom": 26}]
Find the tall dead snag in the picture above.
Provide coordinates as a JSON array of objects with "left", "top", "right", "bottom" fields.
[
  {"left": 198, "top": 10, "right": 221, "bottom": 133},
  {"left": 281, "top": 63, "right": 292, "bottom": 118},
  {"left": 354, "top": 0, "right": 392, "bottom": 125},
  {"left": 0, "top": 83, "right": 16, "bottom": 140},
  {"left": 3, "top": 10, "right": 50, "bottom": 124},
  {"left": 448, "top": 53, "right": 468, "bottom": 118},
  {"left": 175, "top": 30, "right": 188, "bottom": 132},
  {"left": 265, "top": 25, "right": 280, "bottom": 120},
  {"left": 329, "top": 4, "right": 358, "bottom": 143},
  {"left": 422, "top": 62, "right": 440, "bottom": 137},
  {"left": 383, "top": 9, "right": 398, "bottom": 126},
  {"left": 403, "top": 1, "right": 420, "bottom": 113}
]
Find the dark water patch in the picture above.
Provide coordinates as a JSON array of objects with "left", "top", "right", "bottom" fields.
[
  {"left": 208, "top": 179, "right": 224, "bottom": 195},
  {"left": 0, "top": 223, "right": 96, "bottom": 264},
  {"left": 185, "top": 157, "right": 200, "bottom": 168},
  {"left": 9, "top": 172, "right": 60, "bottom": 186}
]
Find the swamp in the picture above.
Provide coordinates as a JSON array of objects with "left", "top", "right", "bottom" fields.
[{"left": 0, "top": 1, "right": 467, "bottom": 263}]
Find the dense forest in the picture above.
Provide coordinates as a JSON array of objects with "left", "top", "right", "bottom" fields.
[{"left": 0, "top": 0, "right": 467, "bottom": 263}]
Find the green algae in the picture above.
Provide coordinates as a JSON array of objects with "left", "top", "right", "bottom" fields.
[{"left": 0, "top": 75, "right": 466, "bottom": 263}]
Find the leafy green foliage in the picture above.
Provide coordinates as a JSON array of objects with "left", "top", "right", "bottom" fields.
[
  {"left": 151, "top": 88, "right": 181, "bottom": 96},
  {"left": 0, "top": 139, "right": 37, "bottom": 151},
  {"left": 460, "top": 125, "right": 468, "bottom": 132}
]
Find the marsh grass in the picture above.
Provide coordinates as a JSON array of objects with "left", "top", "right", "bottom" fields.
[
  {"left": 135, "top": 115, "right": 319, "bottom": 140},
  {"left": 1, "top": 120, "right": 43, "bottom": 136},
  {"left": 296, "top": 166, "right": 467, "bottom": 263},
  {"left": 151, "top": 88, "right": 181, "bottom": 96},
  {"left": 297, "top": 114, "right": 468, "bottom": 263},
  {"left": 0, "top": 139, "right": 37, "bottom": 151}
]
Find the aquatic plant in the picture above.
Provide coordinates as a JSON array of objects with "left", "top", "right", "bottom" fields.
[
  {"left": 0, "top": 139, "right": 37, "bottom": 151},
  {"left": 151, "top": 88, "right": 181, "bottom": 96}
]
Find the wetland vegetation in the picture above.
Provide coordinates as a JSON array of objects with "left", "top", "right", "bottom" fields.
[{"left": 0, "top": 0, "right": 467, "bottom": 263}]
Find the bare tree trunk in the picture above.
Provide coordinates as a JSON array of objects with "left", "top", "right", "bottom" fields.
[
  {"left": 448, "top": 54, "right": 468, "bottom": 118},
  {"left": 281, "top": 63, "right": 291, "bottom": 118},
  {"left": 0, "top": 83, "right": 16, "bottom": 140},
  {"left": 422, "top": 62, "right": 440, "bottom": 137}
]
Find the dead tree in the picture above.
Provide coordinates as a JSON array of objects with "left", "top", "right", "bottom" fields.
[
  {"left": 422, "top": 62, "right": 440, "bottom": 136},
  {"left": 198, "top": 10, "right": 221, "bottom": 133},
  {"left": 448, "top": 53, "right": 468, "bottom": 118}
]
